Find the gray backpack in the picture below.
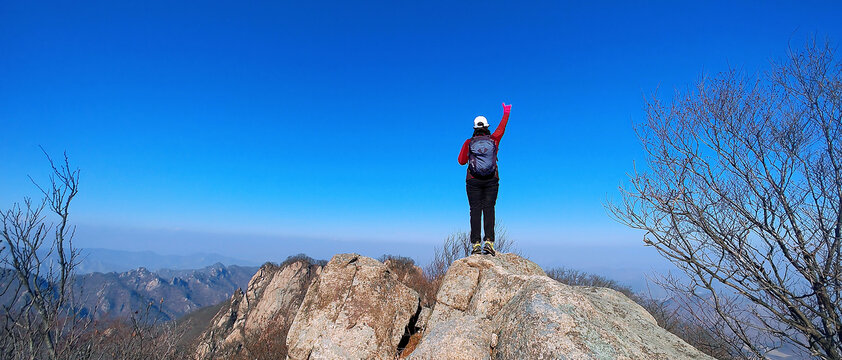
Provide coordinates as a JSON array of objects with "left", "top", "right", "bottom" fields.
[{"left": 468, "top": 135, "right": 498, "bottom": 177}]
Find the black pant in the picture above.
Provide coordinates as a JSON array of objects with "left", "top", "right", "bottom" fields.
[{"left": 466, "top": 177, "right": 499, "bottom": 244}]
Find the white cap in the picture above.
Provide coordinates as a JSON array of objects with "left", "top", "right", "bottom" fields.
[{"left": 473, "top": 116, "right": 489, "bottom": 129}]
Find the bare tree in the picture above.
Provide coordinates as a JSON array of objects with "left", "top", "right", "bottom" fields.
[
  {"left": 88, "top": 301, "right": 188, "bottom": 360},
  {"left": 609, "top": 39, "right": 842, "bottom": 359},
  {"left": 1, "top": 152, "right": 191, "bottom": 360},
  {"left": 1, "top": 149, "right": 84, "bottom": 360}
]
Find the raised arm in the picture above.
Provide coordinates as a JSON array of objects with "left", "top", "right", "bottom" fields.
[{"left": 491, "top": 102, "right": 511, "bottom": 143}]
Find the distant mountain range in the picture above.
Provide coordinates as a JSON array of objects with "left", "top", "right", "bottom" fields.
[
  {"left": 75, "top": 248, "right": 259, "bottom": 274},
  {"left": 74, "top": 262, "right": 259, "bottom": 321}
]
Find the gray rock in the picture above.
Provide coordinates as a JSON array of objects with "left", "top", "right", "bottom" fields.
[
  {"left": 286, "top": 253, "right": 420, "bottom": 360},
  {"left": 194, "top": 260, "right": 319, "bottom": 359},
  {"left": 407, "top": 315, "right": 492, "bottom": 360},
  {"left": 426, "top": 253, "right": 545, "bottom": 327},
  {"left": 415, "top": 307, "right": 433, "bottom": 332},
  {"left": 493, "top": 277, "right": 713, "bottom": 359},
  {"left": 410, "top": 253, "right": 715, "bottom": 360}
]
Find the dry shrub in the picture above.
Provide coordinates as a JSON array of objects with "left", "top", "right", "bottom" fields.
[
  {"left": 546, "top": 267, "right": 636, "bottom": 299},
  {"left": 87, "top": 301, "right": 189, "bottom": 360}
]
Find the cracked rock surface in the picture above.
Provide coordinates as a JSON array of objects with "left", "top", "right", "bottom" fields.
[
  {"left": 409, "top": 253, "right": 715, "bottom": 360},
  {"left": 194, "top": 260, "right": 320, "bottom": 359},
  {"left": 286, "top": 253, "right": 420, "bottom": 360}
]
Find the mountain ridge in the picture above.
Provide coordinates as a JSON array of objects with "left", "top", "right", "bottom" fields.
[
  {"left": 73, "top": 262, "right": 258, "bottom": 321},
  {"left": 75, "top": 248, "right": 259, "bottom": 274}
]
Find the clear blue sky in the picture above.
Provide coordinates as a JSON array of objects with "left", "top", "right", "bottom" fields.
[{"left": 2, "top": 1, "right": 841, "bottom": 272}]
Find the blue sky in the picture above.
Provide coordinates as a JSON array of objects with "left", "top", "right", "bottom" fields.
[{"left": 2, "top": 1, "right": 842, "bottom": 275}]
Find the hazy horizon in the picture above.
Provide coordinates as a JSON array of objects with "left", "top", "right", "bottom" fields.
[{"left": 71, "top": 223, "right": 674, "bottom": 293}]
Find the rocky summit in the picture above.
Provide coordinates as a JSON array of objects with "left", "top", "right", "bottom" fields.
[{"left": 195, "top": 253, "right": 714, "bottom": 360}]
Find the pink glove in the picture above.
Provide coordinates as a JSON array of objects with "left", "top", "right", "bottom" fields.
[{"left": 502, "top": 102, "right": 512, "bottom": 113}]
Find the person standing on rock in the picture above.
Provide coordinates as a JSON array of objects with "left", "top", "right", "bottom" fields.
[{"left": 458, "top": 102, "right": 511, "bottom": 256}]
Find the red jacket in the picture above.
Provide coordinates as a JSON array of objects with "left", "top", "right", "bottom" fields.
[{"left": 458, "top": 111, "right": 510, "bottom": 179}]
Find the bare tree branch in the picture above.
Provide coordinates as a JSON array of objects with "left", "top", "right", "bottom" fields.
[{"left": 608, "top": 39, "right": 842, "bottom": 359}]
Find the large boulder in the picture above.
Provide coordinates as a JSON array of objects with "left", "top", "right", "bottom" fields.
[
  {"left": 408, "top": 253, "right": 715, "bottom": 360},
  {"left": 194, "top": 259, "right": 321, "bottom": 359},
  {"left": 286, "top": 253, "right": 421, "bottom": 360}
]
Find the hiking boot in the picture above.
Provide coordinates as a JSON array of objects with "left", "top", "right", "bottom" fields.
[
  {"left": 471, "top": 242, "right": 482, "bottom": 255},
  {"left": 482, "top": 241, "right": 496, "bottom": 256}
]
